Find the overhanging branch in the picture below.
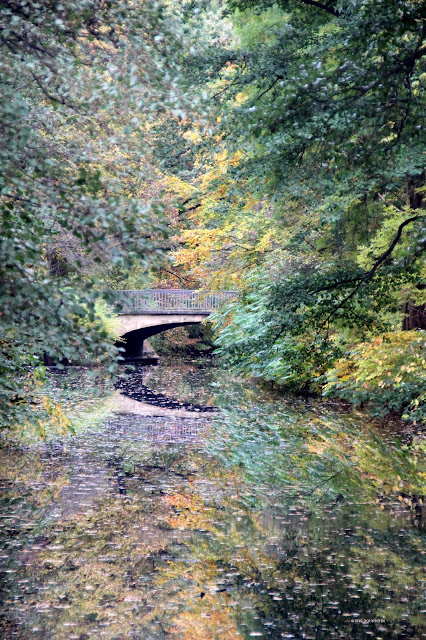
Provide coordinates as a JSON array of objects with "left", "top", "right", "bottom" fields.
[
  {"left": 298, "top": 0, "right": 340, "bottom": 17},
  {"left": 322, "top": 214, "right": 424, "bottom": 326}
]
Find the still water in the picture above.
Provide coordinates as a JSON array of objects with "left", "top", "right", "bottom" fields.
[{"left": 0, "top": 360, "right": 424, "bottom": 639}]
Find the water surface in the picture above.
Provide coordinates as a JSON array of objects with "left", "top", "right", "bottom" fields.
[{"left": 0, "top": 360, "right": 424, "bottom": 639}]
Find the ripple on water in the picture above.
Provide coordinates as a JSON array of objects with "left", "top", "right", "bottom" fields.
[{"left": 0, "top": 361, "right": 424, "bottom": 640}]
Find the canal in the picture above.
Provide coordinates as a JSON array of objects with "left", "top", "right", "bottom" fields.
[{"left": 0, "top": 359, "right": 424, "bottom": 639}]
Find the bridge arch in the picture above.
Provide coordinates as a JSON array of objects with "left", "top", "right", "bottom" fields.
[
  {"left": 115, "top": 290, "right": 236, "bottom": 363},
  {"left": 117, "top": 315, "right": 209, "bottom": 363}
]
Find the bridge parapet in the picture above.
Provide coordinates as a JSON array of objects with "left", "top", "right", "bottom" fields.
[{"left": 116, "top": 289, "right": 237, "bottom": 315}]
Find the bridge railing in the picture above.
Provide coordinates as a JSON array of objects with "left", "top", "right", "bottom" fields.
[{"left": 115, "top": 289, "right": 237, "bottom": 314}]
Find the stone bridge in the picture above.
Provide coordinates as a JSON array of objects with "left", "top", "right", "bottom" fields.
[{"left": 115, "top": 289, "right": 236, "bottom": 363}]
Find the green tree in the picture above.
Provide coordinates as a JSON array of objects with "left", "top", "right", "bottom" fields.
[
  {"left": 0, "top": 0, "right": 191, "bottom": 429},
  {"left": 172, "top": 0, "right": 426, "bottom": 417}
]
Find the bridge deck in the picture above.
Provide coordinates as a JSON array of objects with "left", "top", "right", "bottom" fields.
[{"left": 116, "top": 289, "right": 237, "bottom": 314}]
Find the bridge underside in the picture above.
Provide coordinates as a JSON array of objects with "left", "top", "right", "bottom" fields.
[{"left": 117, "top": 313, "right": 209, "bottom": 363}]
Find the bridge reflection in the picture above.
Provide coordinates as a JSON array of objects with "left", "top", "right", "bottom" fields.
[
  {"left": 104, "top": 414, "right": 209, "bottom": 444},
  {"left": 115, "top": 369, "right": 215, "bottom": 414}
]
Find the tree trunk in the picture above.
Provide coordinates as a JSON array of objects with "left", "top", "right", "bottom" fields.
[
  {"left": 406, "top": 172, "right": 424, "bottom": 210},
  {"left": 402, "top": 174, "right": 425, "bottom": 330},
  {"left": 402, "top": 301, "right": 426, "bottom": 330}
]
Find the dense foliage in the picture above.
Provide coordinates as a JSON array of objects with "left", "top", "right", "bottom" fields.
[
  {"left": 164, "top": 0, "right": 426, "bottom": 421},
  {"left": 323, "top": 331, "right": 426, "bottom": 421},
  {"left": 0, "top": 0, "right": 190, "bottom": 429},
  {"left": 1, "top": 0, "right": 425, "bottom": 429}
]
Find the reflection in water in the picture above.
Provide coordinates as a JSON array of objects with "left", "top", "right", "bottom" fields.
[
  {"left": 116, "top": 364, "right": 216, "bottom": 413},
  {"left": 0, "top": 360, "right": 424, "bottom": 639}
]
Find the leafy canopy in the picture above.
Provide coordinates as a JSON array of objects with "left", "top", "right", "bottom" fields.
[{"left": 0, "top": 0, "right": 192, "bottom": 429}]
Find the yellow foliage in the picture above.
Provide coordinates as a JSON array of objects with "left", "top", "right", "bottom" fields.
[
  {"left": 324, "top": 331, "right": 426, "bottom": 424},
  {"left": 182, "top": 128, "right": 203, "bottom": 144},
  {"left": 170, "top": 608, "right": 243, "bottom": 639},
  {"left": 163, "top": 491, "right": 215, "bottom": 530}
]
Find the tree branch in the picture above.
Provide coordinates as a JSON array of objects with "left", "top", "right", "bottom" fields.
[
  {"left": 311, "top": 273, "right": 364, "bottom": 294},
  {"left": 30, "top": 71, "right": 76, "bottom": 109},
  {"left": 322, "top": 215, "right": 424, "bottom": 326},
  {"left": 158, "top": 267, "right": 190, "bottom": 286},
  {"left": 178, "top": 203, "right": 202, "bottom": 216},
  {"left": 298, "top": 0, "right": 340, "bottom": 17},
  {"left": 255, "top": 76, "right": 283, "bottom": 102}
]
